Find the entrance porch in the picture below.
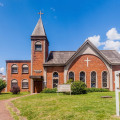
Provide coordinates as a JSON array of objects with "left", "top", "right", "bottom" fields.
[{"left": 30, "top": 76, "right": 44, "bottom": 93}]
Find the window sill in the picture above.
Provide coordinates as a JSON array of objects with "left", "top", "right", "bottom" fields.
[
  {"left": 11, "top": 73, "right": 18, "bottom": 74},
  {"left": 22, "top": 72, "right": 29, "bottom": 74},
  {"left": 22, "top": 87, "right": 29, "bottom": 89}
]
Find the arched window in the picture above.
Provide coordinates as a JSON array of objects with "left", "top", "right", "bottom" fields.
[
  {"left": 80, "top": 71, "right": 85, "bottom": 83},
  {"left": 11, "top": 79, "right": 18, "bottom": 88},
  {"left": 22, "top": 79, "right": 29, "bottom": 89},
  {"left": 22, "top": 64, "right": 29, "bottom": 73},
  {"left": 69, "top": 72, "right": 74, "bottom": 81},
  {"left": 91, "top": 71, "right": 96, "bottom": 88},
  {"left": 11, "top": 64, "right": 18, "bottom": 73},
  {"left": 35, "top": 41, "right": 42, "bottom": 51},
  {"left": 53, "top": 72, "right": 59, "bottom": 88},
  {"left": 102, "top": 71, "right": 107, "bottom": 88}
]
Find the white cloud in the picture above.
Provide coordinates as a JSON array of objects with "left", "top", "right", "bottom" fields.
[
  {"left": 87, "top": 35, "right": 104, "bottom": 47},
  {"left": 103, "top": 40, "right": 120, "bottom": 52},
  {"left": 50, "top": 8, "right": 55, "bottom": 12},
  {"left": 0, "top": 2, "right": 4, "bottom": 7},
  {"left": 86, "top": 28, "right": 120, "bottom": 53},
  {"left": 106, "top": 28, "right": 120, "bottom": 40},
  {"left": 0, "top": 67, "right": 4, "bottom": 73}
]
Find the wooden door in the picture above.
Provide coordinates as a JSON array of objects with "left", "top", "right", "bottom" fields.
[{"left": 34, "top": 81, "right": 42, "bottom": 93}]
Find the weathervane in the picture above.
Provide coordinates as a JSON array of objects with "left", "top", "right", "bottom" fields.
[{"left": 38, "top": 10, "right": 44, "bottom": 19}]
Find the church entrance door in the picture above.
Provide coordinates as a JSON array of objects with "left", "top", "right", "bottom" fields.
[{"left": 34, "top": 79, "right": 42, "bottom": 93}]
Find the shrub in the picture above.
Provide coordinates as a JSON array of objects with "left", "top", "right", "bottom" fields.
[
  {"left": 66, "top": 79, "right": 74, "bottom": 84},
  {"left": 71, "top": 81, "right": 87, "bottom": 95},
  {"left": 42, "top": 88, "right": 57, "bottom": 93},
  {"left": 86, "top": 88, "right": 110, "bottom": 92},
  {"left": 0, "top": 79, "right": 7, "bottom": 93},
  {"left": 10, "top": 86, "right": 20, "bottom": 94}
]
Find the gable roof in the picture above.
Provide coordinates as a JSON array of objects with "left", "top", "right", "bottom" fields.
[
  {"left": 65, "top": 40, "right": 111, "bottom": 65},
  {"left": 44, "top": 40, "right": 120, "bottom": 66},
  {"left": 32, "top": 18, "right": 46, "bottom": 36}
]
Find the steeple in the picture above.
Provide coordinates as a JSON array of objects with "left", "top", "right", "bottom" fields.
[{"left": 31, "top": 11, "right": 46, "bottom": 36}]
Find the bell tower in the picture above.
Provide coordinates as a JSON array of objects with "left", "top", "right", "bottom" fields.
[{"left": 30, "top": 11, "right": 49, "bottom": 93}]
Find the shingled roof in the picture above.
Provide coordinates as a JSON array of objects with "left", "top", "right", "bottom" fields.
[
  {"left": 32, "top": 18, "right": 46, "bottom": 36},
  {"left": 100, "top": 50, "right": 120, "bottom": 64},
  {"left": 44, "top": 50, "right": 120, "bottom": 66}
]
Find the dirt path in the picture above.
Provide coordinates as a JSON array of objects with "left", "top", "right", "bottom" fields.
[{"left": 0, "top": 93, "right": 36, "bottom": 120}]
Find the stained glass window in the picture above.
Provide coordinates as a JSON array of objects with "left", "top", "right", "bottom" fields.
[
  {"left": 80, "top": 72, "right": 85, "bottom": 82},
  {"left": 69, "top": 72, "right": 74, "bottom": 81},
  {"left": 102, "top": 71, "right": 107, "bottom": 88},
  {"left": 91, "top": 71, "right": 96, "bottom": 88},
  {"left": 53, "top": 72, "right": 59, "bottom": 88}
]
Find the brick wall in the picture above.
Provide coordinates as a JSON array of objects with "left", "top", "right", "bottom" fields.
[
  {"left": 31, "top": 40, "right": 48, "bottom": 76},
  {"left": 68, "top": 54, "right": 108, "bottom": 88},
  {"left": 46, "top": 66, "right": 64, "bottom": 88},
  {"left": 6, "top": 62, "right": 31, "bottom": 92}
]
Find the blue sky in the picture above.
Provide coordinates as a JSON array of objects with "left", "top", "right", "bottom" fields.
[{"left": 0, "top": 0, "right": 120, "bottom": 74}]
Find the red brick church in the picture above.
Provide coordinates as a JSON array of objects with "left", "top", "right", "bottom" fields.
[{"left": 6, "top": 14, "right": 120, "bottom": 93}]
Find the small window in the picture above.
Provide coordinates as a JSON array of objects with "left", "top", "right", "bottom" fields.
[
  {"left": 102, "top": 71, "right": 107, "bottom": 88},
  {"left": 80, "top": 71, "right": 85, "bottom": 82},
  {"left": 22, "top": 64, "right": 29, "bottom": 73},
  {"left": 11, "top": 64, "right": 18, "bottom": 73},
  {"left": 35, "top": 41, "right": 42, "bottom": 51},
  {"left": 11, "top": 79, "right": 18, "bottom": 88},
  {"left": 22, "top": 79, "right": 28, "bottom": 89},
  {"left": 91, "top": 71, "right": 96, "bottom": 88},
  {"left": 69, "top": 72, "right": 74, "bottom": 81},
  {"left": 53, "top": 72, "right": 59, "bottom": 88}
]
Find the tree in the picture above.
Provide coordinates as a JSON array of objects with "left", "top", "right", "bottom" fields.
[{"left": 0, "top": 79, "right": 7, "bottom": 93}]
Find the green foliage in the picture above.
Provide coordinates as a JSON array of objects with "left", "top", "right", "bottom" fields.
[
  {"left": 71, "top": 81, "right": 87, "bottom": 94},
  {"left": 86, "top": 88, "right": 110, "bottom": 92},
  {"left": 0, "top": 79, "right": 7, "bottom": 93},
  {"left": 42, "top": 88, "right": 57, "bottom": 93},
  {"left": 10, "top": 86, "right": 20, "bottom": 94},
  {"left": 66, "top": 79, "right": 74, "bottom": 84}
]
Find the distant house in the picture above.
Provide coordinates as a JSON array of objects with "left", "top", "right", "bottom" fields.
[
  {"left": 0, "top": 73, "right": 7, "bottom": 92},
  {"left": 0, "top": 73, "right": 6, "bottom": 81}
]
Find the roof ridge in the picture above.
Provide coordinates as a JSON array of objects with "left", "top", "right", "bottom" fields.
[{"left": 51, "top": 51, "right": 76, "bottom": 52}]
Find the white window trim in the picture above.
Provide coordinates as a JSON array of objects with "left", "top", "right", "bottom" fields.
[
  {"left": 22, "top": 64, "right": 29, "bottom": 74},
  {"left": 11, "top": 64, "right": 18, "bottom": 74},
  {"left": 22, "top": 79, "right": 29, "bottom": 89},
  {"left": 35, "top": 41, "right": 42, "bottom": 51}
]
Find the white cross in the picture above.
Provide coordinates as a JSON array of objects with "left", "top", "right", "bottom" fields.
[{"left": 84, "top": 57, "right": 91, "bottom": 67}]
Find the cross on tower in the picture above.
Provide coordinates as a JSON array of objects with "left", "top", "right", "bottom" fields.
[
  {"left": 84, "top": 57, "right": 91, "bottom": 67},
  {"left": 38, "top": 10, "right": 44, "bottom": 19}
]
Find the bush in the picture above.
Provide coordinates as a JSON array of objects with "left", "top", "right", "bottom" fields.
[
  {"left": 71, "top": 81, "right": 87, "bottom": 95},
  {"left": 86, "top": 88, "right": 109, "bottom": 92},
  {"left": 42, "top": 88, "right": 57, "bottom": 93},
  {"left": 66, "top": 79, "right": 74, "bottom": 84},
  {"left": 0, "top": 80, "right": 7, "bottom": 93},
  {"left": 10, "top": 86, "right": 20, "bottom": 94}
]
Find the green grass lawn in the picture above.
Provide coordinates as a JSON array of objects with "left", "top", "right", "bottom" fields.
[
  {"left": 0, "top": 92, "right": 30, "bottom": 100},
  {"left": 12, "top": 92, "right": 120, "bottom": 120}
]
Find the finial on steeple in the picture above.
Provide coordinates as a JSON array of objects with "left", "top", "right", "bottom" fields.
[{"left": 38, "top": 10, "right": 44, "bottom": 19}]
